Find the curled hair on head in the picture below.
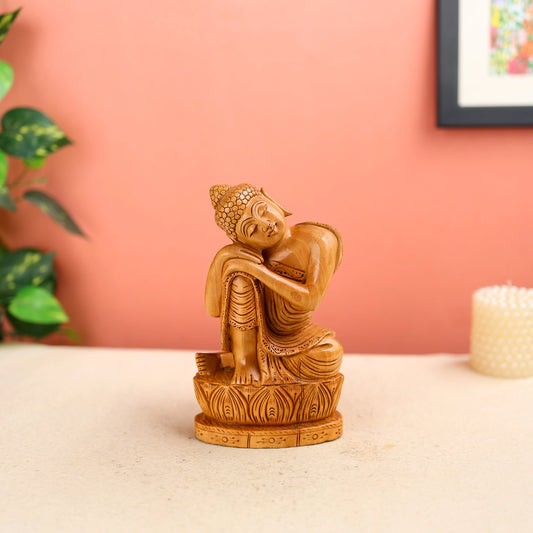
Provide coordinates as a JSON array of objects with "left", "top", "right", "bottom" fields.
[{"left": 210, "top": 183, "right": 261, "bottom": 239}]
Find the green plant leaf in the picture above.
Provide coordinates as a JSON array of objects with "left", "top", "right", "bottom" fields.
[
  {"left": 0, "top": 9, "right": 21, "bottom": 45},
  {"left": 39, "top": 272, "right": 57, "bottom": 294},
  {"left": 60, "top": 326, "right": 81, "bottom": 344},
  {"left": 0, "top": 185, "right": 16, "bottom": 211},
  {"left": 23, "top": 190, "right": 85, "bottom": 237},
  {"left": 5, "top": 309, "right": 61, "bottom": 339},
  {"left": 0, "top": 60, "right": 13, "bottom": 101},
  {"left": 0, "top": 107, "right": 72, "bottom": 159},
  {"left": 8, "top": 286, "right": 68, "bottom": 324},
  {"left": 23, "top": 156, "right": 45, "bottom": 169},
  {"left": 0, "top": 150, "right": 8, "bottom": 186},
  {"left": 0, "top": 248, "right": 56, "bottom": 304}
]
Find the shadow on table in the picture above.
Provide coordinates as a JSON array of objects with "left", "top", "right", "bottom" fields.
[{"left": 446, "top": 358, "right": 471, "bottom": 373}]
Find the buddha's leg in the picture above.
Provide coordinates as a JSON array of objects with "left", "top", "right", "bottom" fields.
[
  {"left": 282, "top": 335, "right": 343, "bottom": 380},
  {"left": 228, "top": 275, "right": 261, "bottom": 384},
  {"left": 230, "top": 326, "right": 261, "bottom": 384}
]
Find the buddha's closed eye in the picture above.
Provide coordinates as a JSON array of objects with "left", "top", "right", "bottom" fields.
[{"left": 252, "top": 201, "right": 268, "bottom": 219}]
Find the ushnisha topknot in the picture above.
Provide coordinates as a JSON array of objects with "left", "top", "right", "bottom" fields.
[{"left": 210, "top": 183, "right": 261, "bottom": 239}]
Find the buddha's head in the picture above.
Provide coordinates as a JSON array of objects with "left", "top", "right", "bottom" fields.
[{"left": 210, "top": 184, "right": 290, "bottom": 251}]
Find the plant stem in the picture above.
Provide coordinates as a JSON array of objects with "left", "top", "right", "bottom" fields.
[
  {"left": 18, "top": 176, "right": 47, "bottom": 188},
  {"left": 9, "top": 167, "right": 30, "bottom": 188}
]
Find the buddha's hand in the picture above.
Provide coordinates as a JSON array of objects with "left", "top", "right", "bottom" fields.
[
  {"left": 222, "top": 257, "right": 263, "bottom": 279},
  {"left": 215, "top": 244, "right": 263, "bottom": 267}
]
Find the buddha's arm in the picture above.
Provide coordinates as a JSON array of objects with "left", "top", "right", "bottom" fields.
[
  {"left": 205, "top": 256, "right": 223, "bottom": 317},
  {"left": 205, "top": 244, "right": 263, "bottom": 317},
  {"left": 223, "top": 236, "right": 337, "bottom": 312},
  {"left": 252, "top": 264, "right": 322, "bottom": 310}
]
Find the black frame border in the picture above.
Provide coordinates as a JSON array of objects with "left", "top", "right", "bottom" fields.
[{"left": 438, "top": 0, "right": 533, "bottom": 127}]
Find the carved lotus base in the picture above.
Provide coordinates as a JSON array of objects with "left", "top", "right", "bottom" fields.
[
  {"left": 195, "top": 411, "right": 343, "bottom": 448},
  {"left": 193, "top": 371, "right": 344, "bottom": 426}
]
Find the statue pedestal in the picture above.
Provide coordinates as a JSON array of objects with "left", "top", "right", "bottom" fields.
[
  {"left": 193, "top": 360, "right": 344, "bottom": 448},
  {"left": 195, "top": 411, "right": 342, "bottom": 448}
]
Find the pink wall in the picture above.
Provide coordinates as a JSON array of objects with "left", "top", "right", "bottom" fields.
[{"left": 1, "top": 0, "right": 532, "bottom": 354}]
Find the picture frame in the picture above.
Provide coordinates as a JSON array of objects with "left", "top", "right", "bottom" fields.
[{"left": 438, "top": 0, "right": 533, "bottom": 127}]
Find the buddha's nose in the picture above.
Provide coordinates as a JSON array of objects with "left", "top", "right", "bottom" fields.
[{"left": 263, "top": 221, "right": 276, "bottom": 233}]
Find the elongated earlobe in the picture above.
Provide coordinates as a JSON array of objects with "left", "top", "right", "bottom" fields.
[{"left": 260, "top": 188, "right": 292, "bottom": 217}]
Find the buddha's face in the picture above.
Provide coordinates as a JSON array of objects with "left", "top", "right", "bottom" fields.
[{"left": 236, "top": 195, "right": 286, "bottom": 251}]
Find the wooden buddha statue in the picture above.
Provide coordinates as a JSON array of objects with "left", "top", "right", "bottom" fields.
[{"left": 194, "top": 184, "right": 344, "bottom": 448}]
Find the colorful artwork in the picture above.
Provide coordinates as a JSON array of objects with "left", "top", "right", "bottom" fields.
[{"left": 490, "top": 0, "right": 533, "bottom": 74}]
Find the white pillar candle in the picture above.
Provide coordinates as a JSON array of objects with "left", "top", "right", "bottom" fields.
[{"left": 470, "top": 286, "right": 533, "bottom": 378}]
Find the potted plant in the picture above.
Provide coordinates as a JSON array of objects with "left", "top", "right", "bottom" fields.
[{"left": 0, "top": 8, "right": 85, "bottom": 342}]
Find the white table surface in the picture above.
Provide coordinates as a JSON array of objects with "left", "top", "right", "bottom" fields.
[{"left": 1, "top": 345, "right": 532, "bottom": 533}]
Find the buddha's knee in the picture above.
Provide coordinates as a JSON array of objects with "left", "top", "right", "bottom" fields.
[
  {"left": 287, "top": 335, "right": 343, "bottom": 379},
  {"left": 310, "top": 335, "right": 343, "bottom": 371},
  {"left": 231, "top": 274, "right": 253, "bottom": 292}
]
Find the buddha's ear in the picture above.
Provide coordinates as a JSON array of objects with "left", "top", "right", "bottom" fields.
[{"left": 260, "top": 188, "right": 292, "bottom": 217}]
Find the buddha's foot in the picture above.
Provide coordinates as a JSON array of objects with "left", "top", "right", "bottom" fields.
[
  {"left": 231, "top": 360, "right": 261, "bottom": 385},
  {"left": 195, "top": 352, "right": 235, "bottom": 377}
]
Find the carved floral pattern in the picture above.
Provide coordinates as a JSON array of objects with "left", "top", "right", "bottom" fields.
[{"left": 194, "top": 373, "right": 343, "bottom": 425}]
